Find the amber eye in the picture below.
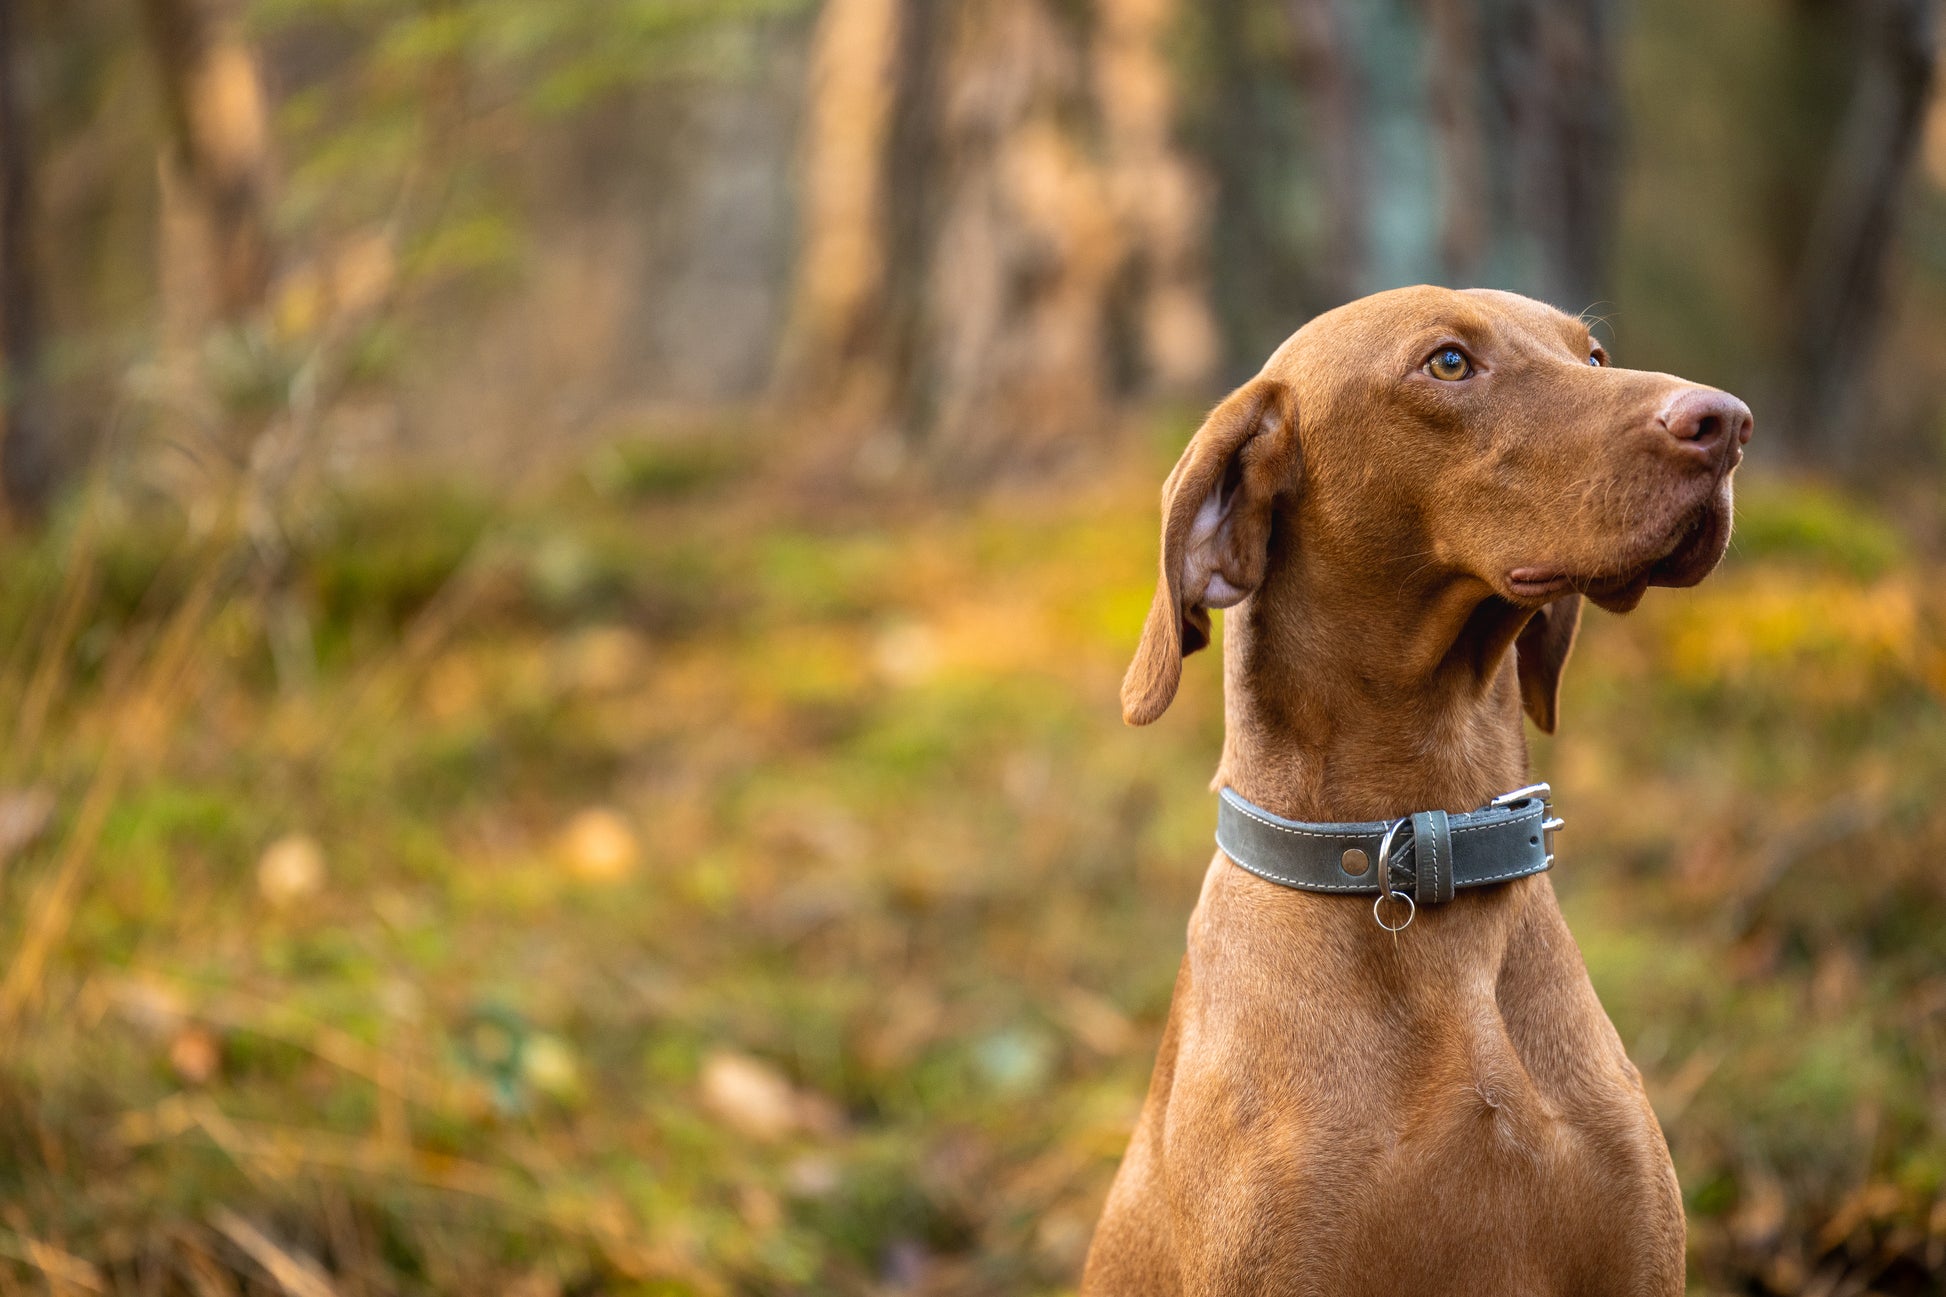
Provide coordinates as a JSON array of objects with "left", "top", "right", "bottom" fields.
[
  {"left": 1427, "top": 348, "right": 1472, "bottom": 381},
  {"left": 1588, "top": 351, "right": 1604, "bottom": 367}
]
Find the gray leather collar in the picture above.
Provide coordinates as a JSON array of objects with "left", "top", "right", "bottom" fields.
[{"left": 1216, "top": 784, "right": 1561, "bottom": 911}]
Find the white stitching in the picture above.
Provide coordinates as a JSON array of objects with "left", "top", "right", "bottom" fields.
[
  {"left": 1451, "top": 806, "right": 1541, "bottom": 835},
  {"left": 1427, "top": 817, "right": 1441, "bottom": 901},
  {"left": 1467, "top": 860, "right": 1553, "bottom": 884},
  {"left": 1219, "top": 837, "right": 1549, "bottom": 891},
  {"left": 1429, "top": 814, "right": 1442, "bottom": 901},
  {"left": 1217, "top": 836, "right": 1379, "bottom": 891},
  {"left": 1220, "top": 795, "right": 1376, "bottom": 840},
  {"left": 1462, "top": 842, "right": 1553, "bottom": 884},
  {"left": 1222, "top": 789, "right": 1538, "bottom": 838},
  {"left": 1233, "top": 855, "right": 1547, "bottom": 891}
]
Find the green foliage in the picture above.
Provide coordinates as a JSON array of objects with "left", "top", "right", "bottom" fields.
[
  {"left": 298, "top": 483, "right": 496, "bottom": 633},
  {"left": 587, "top": 436, "right": 751, "bottom": 503},
  {"left": 1730, "top": 479, "right": 1907, "bottom": 577}
]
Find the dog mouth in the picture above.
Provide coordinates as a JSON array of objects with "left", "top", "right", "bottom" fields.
[
  {"left": 1507, "top": 481, "right": 1735, "bottom": 612},
  {"left": 1642, "top": 491, "right": 1732, "bottom": 589}
]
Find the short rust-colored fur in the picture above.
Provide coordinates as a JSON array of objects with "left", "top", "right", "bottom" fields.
[{"left": 1085, "top": 287, "right": 1752, "bottom": 1295}]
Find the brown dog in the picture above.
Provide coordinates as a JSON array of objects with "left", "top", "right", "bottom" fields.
[{"left": 1082, "top": 286, "right": 1751, "bottom": 1295}]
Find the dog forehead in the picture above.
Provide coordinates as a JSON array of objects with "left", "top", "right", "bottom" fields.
[
  {"left": 1265, "top": 285, "right": 1582, "bottom": 376},
  {"left": 1458, "top": 288, "right": 1591, "bottom": 349}
]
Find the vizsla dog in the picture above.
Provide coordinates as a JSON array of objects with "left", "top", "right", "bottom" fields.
[{"left": 1083, "top": 286, "right": 1752, "bottom": 1295}]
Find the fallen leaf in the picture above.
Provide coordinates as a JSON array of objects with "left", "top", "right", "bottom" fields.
[
  {"left": 169, "top": 1025, "right": 222, "bottom": 1085},
  {"left": 555, "top": 626, "right": 651, "bottom": 694},
  {"left": 784, "top": 1153, "right": 841, "bottom": 1198},
  {"left": 557, "top": 807, "right": 639, "bottom": 883},
  {"left": 110, "top": 975, "right": 188, "bottom": 1040},
  {"left": 258, "top": 834, "right": 326, "bottom": 906},
  {"left": 872, "top": 621, "right": 939, "bottom": 686},
  {"left": 700, "top": 1050, "right": 797, "bottom": 1140},
  {"left": 699, "top": 1050, "right": 805, "bottom": 1142},
  {"left": 0, "top": 787, "right": 54, "bottom": 869},
  {"left": 520, "top": 1033, "right": 584, "bottom": 1104}
]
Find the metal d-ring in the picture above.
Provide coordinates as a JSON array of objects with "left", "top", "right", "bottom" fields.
[
  {"left": 1373, "top": 816, "right": 1416, "bottom": 931},
  {"left": 1374, "top": 889, "right": 1415, "bottom": 932}
]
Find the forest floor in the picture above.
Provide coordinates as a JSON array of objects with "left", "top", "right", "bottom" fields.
[{"left": 1, "top": 422, "right": 1944, "bottom": 1295}]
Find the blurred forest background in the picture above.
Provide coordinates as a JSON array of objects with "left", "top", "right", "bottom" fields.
[{"left": 1, "top": 0, "right": 1946, "bottom": 1293}]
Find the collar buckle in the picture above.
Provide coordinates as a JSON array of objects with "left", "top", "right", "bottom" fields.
[{"left": 1491, "top": 781, "right": 1563, "bottom": 865}]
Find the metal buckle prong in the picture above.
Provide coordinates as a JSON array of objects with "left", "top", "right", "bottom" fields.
[{"left": 1492, "top": 782, "right": 1552, "bottom": 808}]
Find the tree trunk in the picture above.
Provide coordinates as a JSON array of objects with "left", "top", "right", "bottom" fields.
[
  {"left": 785, "top": 0, "right": 1216, "bottom": 484},
  {"left": 1464, "top": 0, "right": 1620, "bottom": 311},
  {"left": 0, "top": 0, "right": 53, "bottom": 520},
  {"left": 1285, "top": 0, "right": 1370, "bottom": 309},
  {"left": 1201, "top": 0, "right": 1619, "bottom": 370},
  {"left": 139, "top": 0, "right": 273, "bottom": 326},
  {"left": 1094, "top": 0, "right": 1220, "bottom": 393},
  {"left": 918, "top": 0, "right": 1121, "bottom": 476},
  {"left": 782, "top": 0, "right": 903, "bottom": 425},
  {"left": 1779, "top": 0, "right": 1940, "bottom": 463},
  {"left": 1385, "top": 0, "right": 1620, "bottom": 311}
]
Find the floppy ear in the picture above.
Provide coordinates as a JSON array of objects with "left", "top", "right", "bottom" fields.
[
  {"left": 1515, "top": 593, "right": 1582, "bottom": 734},
  {"left": 1122, "top": 377, "right": 1299, "bottom": 725}
]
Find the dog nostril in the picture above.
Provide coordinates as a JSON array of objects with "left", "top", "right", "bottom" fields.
[{"left": 1661, "top": 389, "right": 1753, "bottom": 453}]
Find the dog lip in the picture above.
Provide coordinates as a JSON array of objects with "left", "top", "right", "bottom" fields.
[
  {"left": 1506, "top": 568, "right": 1575, "bottom": 599},
  {"left": 1507, "top": 563, "right": 1657, "bottom": 607}
]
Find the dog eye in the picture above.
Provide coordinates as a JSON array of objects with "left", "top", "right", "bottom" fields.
[
  {"left": 1588, "top": 348, "right": 1607, "bottom": 367},
  {"left": 1426, "top": 348, "right": 1472, "bottom": 381}
]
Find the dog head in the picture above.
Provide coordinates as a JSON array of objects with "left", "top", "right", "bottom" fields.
[{"left": 1123, "top": 285, "right": 1753, "bottom": 732}]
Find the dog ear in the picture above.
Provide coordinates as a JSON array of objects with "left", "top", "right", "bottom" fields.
[
  {"left": 1515, "top": 593, "right": 1582, "bottom": 734},
  {"left": 1122, "top": 377, "right": 1298, "bottom": 726}
]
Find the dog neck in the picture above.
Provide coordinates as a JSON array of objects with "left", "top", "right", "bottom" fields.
[
  {"left": 1215, "top": 556, "right": 1535, "bottom": 827},
  {"left": 1206, "top": 562, "right": 1550, "bottom": 986}
]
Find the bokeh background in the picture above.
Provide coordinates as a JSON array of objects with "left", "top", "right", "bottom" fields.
[{"left": 1, "top": 0, "right": 1944, "bottom": 1293}]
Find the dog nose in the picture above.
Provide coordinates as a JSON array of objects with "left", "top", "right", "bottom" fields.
[{"left": 1658, "top": 388, "right": 1753, "bottom": 460}]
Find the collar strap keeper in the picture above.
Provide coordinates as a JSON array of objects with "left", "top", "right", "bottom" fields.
[{"left": 1215, "top": 784, "right": 1559, "bottom": 907}]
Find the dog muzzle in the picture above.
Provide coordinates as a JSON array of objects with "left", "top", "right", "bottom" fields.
[{"left": 1215, "top": 784, "right": 1562, "bottom": 931}]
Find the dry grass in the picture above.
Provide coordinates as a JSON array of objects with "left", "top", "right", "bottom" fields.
[{"left": 0, "top": 430, "right": 1942, "bottom": 1295}]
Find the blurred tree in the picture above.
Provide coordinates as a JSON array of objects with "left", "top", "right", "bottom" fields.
[
  {"left": 1285, "top": 0, "right": 1367, "bottom": 309},
  {"left": 1427, "top": 0, "right": 1618, "bottom": 311},
  {"left": 140, "top": 0, "right": 274, "bottom": 328},
  {"left": 1778, "top": 0, "right": 1940, "bottom": 464},
  {"left": 0, "top": 0, "right": 54, "bottom": 519},
  {"left": 1196, "top": 0, "right": 1618, "bottom": 365},
  {"left": 784, "top": 0, "right": 1219, "bottom": 481}
]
